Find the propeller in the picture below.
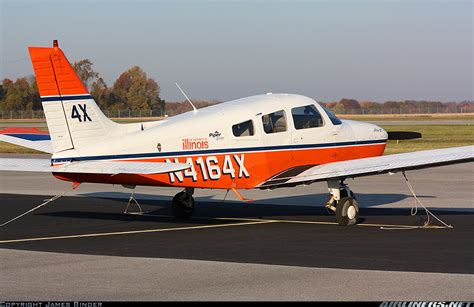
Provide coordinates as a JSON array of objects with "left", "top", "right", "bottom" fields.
[{"left": 387, "top": 131, "right": 422, "bottom": 140}]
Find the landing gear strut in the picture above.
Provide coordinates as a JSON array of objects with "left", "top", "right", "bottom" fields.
[
  {"left": 171, "top": 188, "right": 195, "bottom": 218},
  {"left": 122, "top": 185, "right": 143, "bottom": 214},
  {"left": 326, "top": 179, "right": 359, "bottom": 226}
]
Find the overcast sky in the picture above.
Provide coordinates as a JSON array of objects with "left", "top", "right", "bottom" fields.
[{"left": 1, "top": 0, "right": 472, "bottom": 102}]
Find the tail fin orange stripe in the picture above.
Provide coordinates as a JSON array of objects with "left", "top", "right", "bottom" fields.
[{"left": 28, "top": 46, "right": 88, "bottom": 97}]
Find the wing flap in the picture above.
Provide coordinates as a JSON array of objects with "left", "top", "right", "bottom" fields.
[
  {"left": 54, "top": 161, "right": 190, "bottom": 175},
  {"left": 259, "top": 145, "right": 474, "bottom": 188}
]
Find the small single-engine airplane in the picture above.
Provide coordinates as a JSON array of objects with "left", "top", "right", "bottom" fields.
[{"left": 1, "top": 41, "right": 473, "bottom": 226}]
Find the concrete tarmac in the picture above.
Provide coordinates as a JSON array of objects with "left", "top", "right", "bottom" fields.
[
  {"left": 2, "top": 249, "right": 473, "bottom": 301},
  {"left": 0, "top": 160, "right": 473, "bottom": 301}
]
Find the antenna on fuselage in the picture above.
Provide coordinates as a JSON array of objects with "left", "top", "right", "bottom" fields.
[{"left": 175, "top": 82, "right": 198, "bottom": 113}]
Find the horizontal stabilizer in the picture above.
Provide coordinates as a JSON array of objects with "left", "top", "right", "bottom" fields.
[{"left": 0, "top": 128, "right": 53, "bottom": 153}]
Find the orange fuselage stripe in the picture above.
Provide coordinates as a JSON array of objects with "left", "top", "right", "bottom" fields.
[{"left": 53, "top": 143, "right": 386, "bottom": 189}]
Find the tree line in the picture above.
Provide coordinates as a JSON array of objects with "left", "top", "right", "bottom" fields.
[
  {"left": 0, "top": 60, "right": 473, "bottom": 115},
  {"left": 0, "top": 59, "right": 166, "bottom": 114},
  {"left": 320, "top": 98, "right": 474, "bottom": 114}
]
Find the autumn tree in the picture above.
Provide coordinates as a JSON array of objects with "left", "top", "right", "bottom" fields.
[
  {"left": 26, "top": 76, "right": 41, "bottom": 110},
  {"left": 112, "top": 66, "right": 161, "bottom": 112},
  {"left": 360, "top": 101, "right": 381, "bottom": 114},
  {"left": 90, "top": 78, "right": 112, "bottom": 109},
  {"left": 0, "top": 79, "right": 13, "bottom": 111},
  {"left": 338, "top": 98, "right": 361, "bottom": 110},
  {"left": 399, "top": 100, "right": 416, "bottom": 113},
  {"left": 325, "top": 102, "right": 338, "bottom": 109},
  {"left": 383, "top": 101, "right": 401, "bottom": 112},
  {"left": 333, "top": 102, "right": 346, "bottom": 114},
  {"left": 2, "top": 79, "right": 13, "bottom": 93},
  {"left": 0, "top": 78, "right": 37, "bottom": 111},
  {"left": 459, "top": 101, "right": 474, "bottom": 112},
  {"left": 0, "top": 84, "right": 6, "bottom": 102},
  {"left": 73, "top": 59, "right": 99, "bottom": 90},
  {"left": 360, "top": 101, "right": 381, "bottom": 109}
]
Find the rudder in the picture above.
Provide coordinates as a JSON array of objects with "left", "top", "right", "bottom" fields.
[{"left": 28, "top": 40, "right": 118, "bottom": 153}]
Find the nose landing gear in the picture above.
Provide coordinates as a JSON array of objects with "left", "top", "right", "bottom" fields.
[{"left": 326, "top": 179, "right": 359, "bottom": 226}]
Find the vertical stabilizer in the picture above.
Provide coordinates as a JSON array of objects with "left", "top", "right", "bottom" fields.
[{"left": 28, "top": 40, "right": 118, "bottom": 153}]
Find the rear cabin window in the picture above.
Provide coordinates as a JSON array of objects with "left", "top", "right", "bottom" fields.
[
  {"left": 232, "top": 120, "right": 254, "bottom": 137},
  {"left": 291, "top": 105, "right": 324, "bottom": 129},
  {"left": 262, "top": 110, "right": 287, "bottom": 134}
]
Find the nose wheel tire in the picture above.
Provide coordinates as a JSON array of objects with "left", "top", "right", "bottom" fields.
[
  {"left": 171, "top": 191, "right": 195, "bottom": 218},
  {"left": 336, "top": 197, "right": 359, "bottom": 226}
]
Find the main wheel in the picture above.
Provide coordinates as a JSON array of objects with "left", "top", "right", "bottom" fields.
[
  {"left": 171, "top": 191, "right": 194, "bottom": 218},
  {"left": 336, "top": 197, "right": 359, "bottom": 226},
  {"left": 340, "top": 188, "right": 356, "bottom": 200}
]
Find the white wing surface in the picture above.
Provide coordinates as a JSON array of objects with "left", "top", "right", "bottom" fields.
[
  {"left": 259, "top": 146, "right": 474, "bottom": 188},
  {"left": 0, "top": 158, "right": 190, "bottom": 175},
  {"left": 55, "top": 161, "right": 190, "bottom": 175},
  {"left": 0, "top": 158, "right": 54, "bottom": 172}
]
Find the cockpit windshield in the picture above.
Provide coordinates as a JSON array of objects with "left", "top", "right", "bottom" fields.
[{"left": 321, "top": 105, "right": 342, "bottom": 125}]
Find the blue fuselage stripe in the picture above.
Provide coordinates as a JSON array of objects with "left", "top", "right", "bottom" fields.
[
  {"left": 51, "top": 139, "right": 387, "bottom": 163},
  {"left": 41, "top": 95, "right": 93, "bottom": 102}
]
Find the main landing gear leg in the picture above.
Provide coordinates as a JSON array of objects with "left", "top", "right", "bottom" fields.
[
  {"left": 123, "top": 185, "right": 143, "bottom": 214},
  {"left": 171, "top": 188, "right": 195, "bottom": 219},
  {"left": 326, "top": 179, "right": 359, "bottom": 226}
]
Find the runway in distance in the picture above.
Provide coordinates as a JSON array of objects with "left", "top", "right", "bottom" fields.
[{"left": 1, "top": 40, "right": 473, "bottom": 226}]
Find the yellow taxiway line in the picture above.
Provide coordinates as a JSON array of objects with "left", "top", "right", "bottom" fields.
[
  {"left": 0, "top": 220, "right": 275, "bottom": 244},
  {"left": 0, "top": 213, "right": 450, "bottom": 244},
  {"left": 125, "top": 212, "right": 450, "bottom": 230},
  {"left": 128, "top": 213, "right": 447, "bottom": 229},
  {"left": 213, "top": 217, "right": 448, "bottom": 229}
]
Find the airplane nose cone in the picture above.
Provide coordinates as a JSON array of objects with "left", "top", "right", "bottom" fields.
[
  {"left": 347, "top": 121, "right": 387, "bottom": 141},
  {"left": 370, "top": 123, "right": 388, "bottom": 140}
]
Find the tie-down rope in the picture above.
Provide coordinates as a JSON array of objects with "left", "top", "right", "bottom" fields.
[
  {"left": 0, "top": 183, "right": 80, "bottom": 227},
  {"left": 380, "top": 171, "right": 453, "bottom": 230}
]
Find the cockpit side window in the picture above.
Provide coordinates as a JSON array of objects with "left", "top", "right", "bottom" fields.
[
  {"left": 262, "top": 110, "right": 287, "bottom": 134},
  {"left": 321, "top": 105, "right": 342, "bottom": 125},
  {"left": 291, "top": 105, "right": 324, "bottom": 129},
  {"left": 232, "top": 120, "right": 254, "bottom": 137}
]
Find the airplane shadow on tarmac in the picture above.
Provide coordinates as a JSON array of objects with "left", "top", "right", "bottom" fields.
[
  {"left": 36, "top": 192, "right": 473, "bottom": 225},
  {"left": 79, "top": 191, "right": 420, "bottom": 207}
]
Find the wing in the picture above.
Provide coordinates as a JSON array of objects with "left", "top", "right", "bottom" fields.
[
  {"left": 54, "top": 161, "right": 191, "bottom": 174},
  {"left": 0, "top": 158, "right": 190, "bottom": 175},
  {"left": 259, "top": 145, "right": 474, "bottom": 188},
  {"left": 0, "top": 158, "right": 54, "bottom": 172},
  {"left": 0, "top": 128, "right": 53, "bottom": 154}
]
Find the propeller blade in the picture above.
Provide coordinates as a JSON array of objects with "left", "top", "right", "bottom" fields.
[{"left": 387, "top": 131, "right": 422, "bottom": 140}]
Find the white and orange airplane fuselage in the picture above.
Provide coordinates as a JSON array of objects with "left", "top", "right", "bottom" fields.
[
  {"left": 51, "top": 94, "right": 388, "bottom": 190},
  {"left": 3, "top": 41, "right": 471, "bottom": 226}
]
